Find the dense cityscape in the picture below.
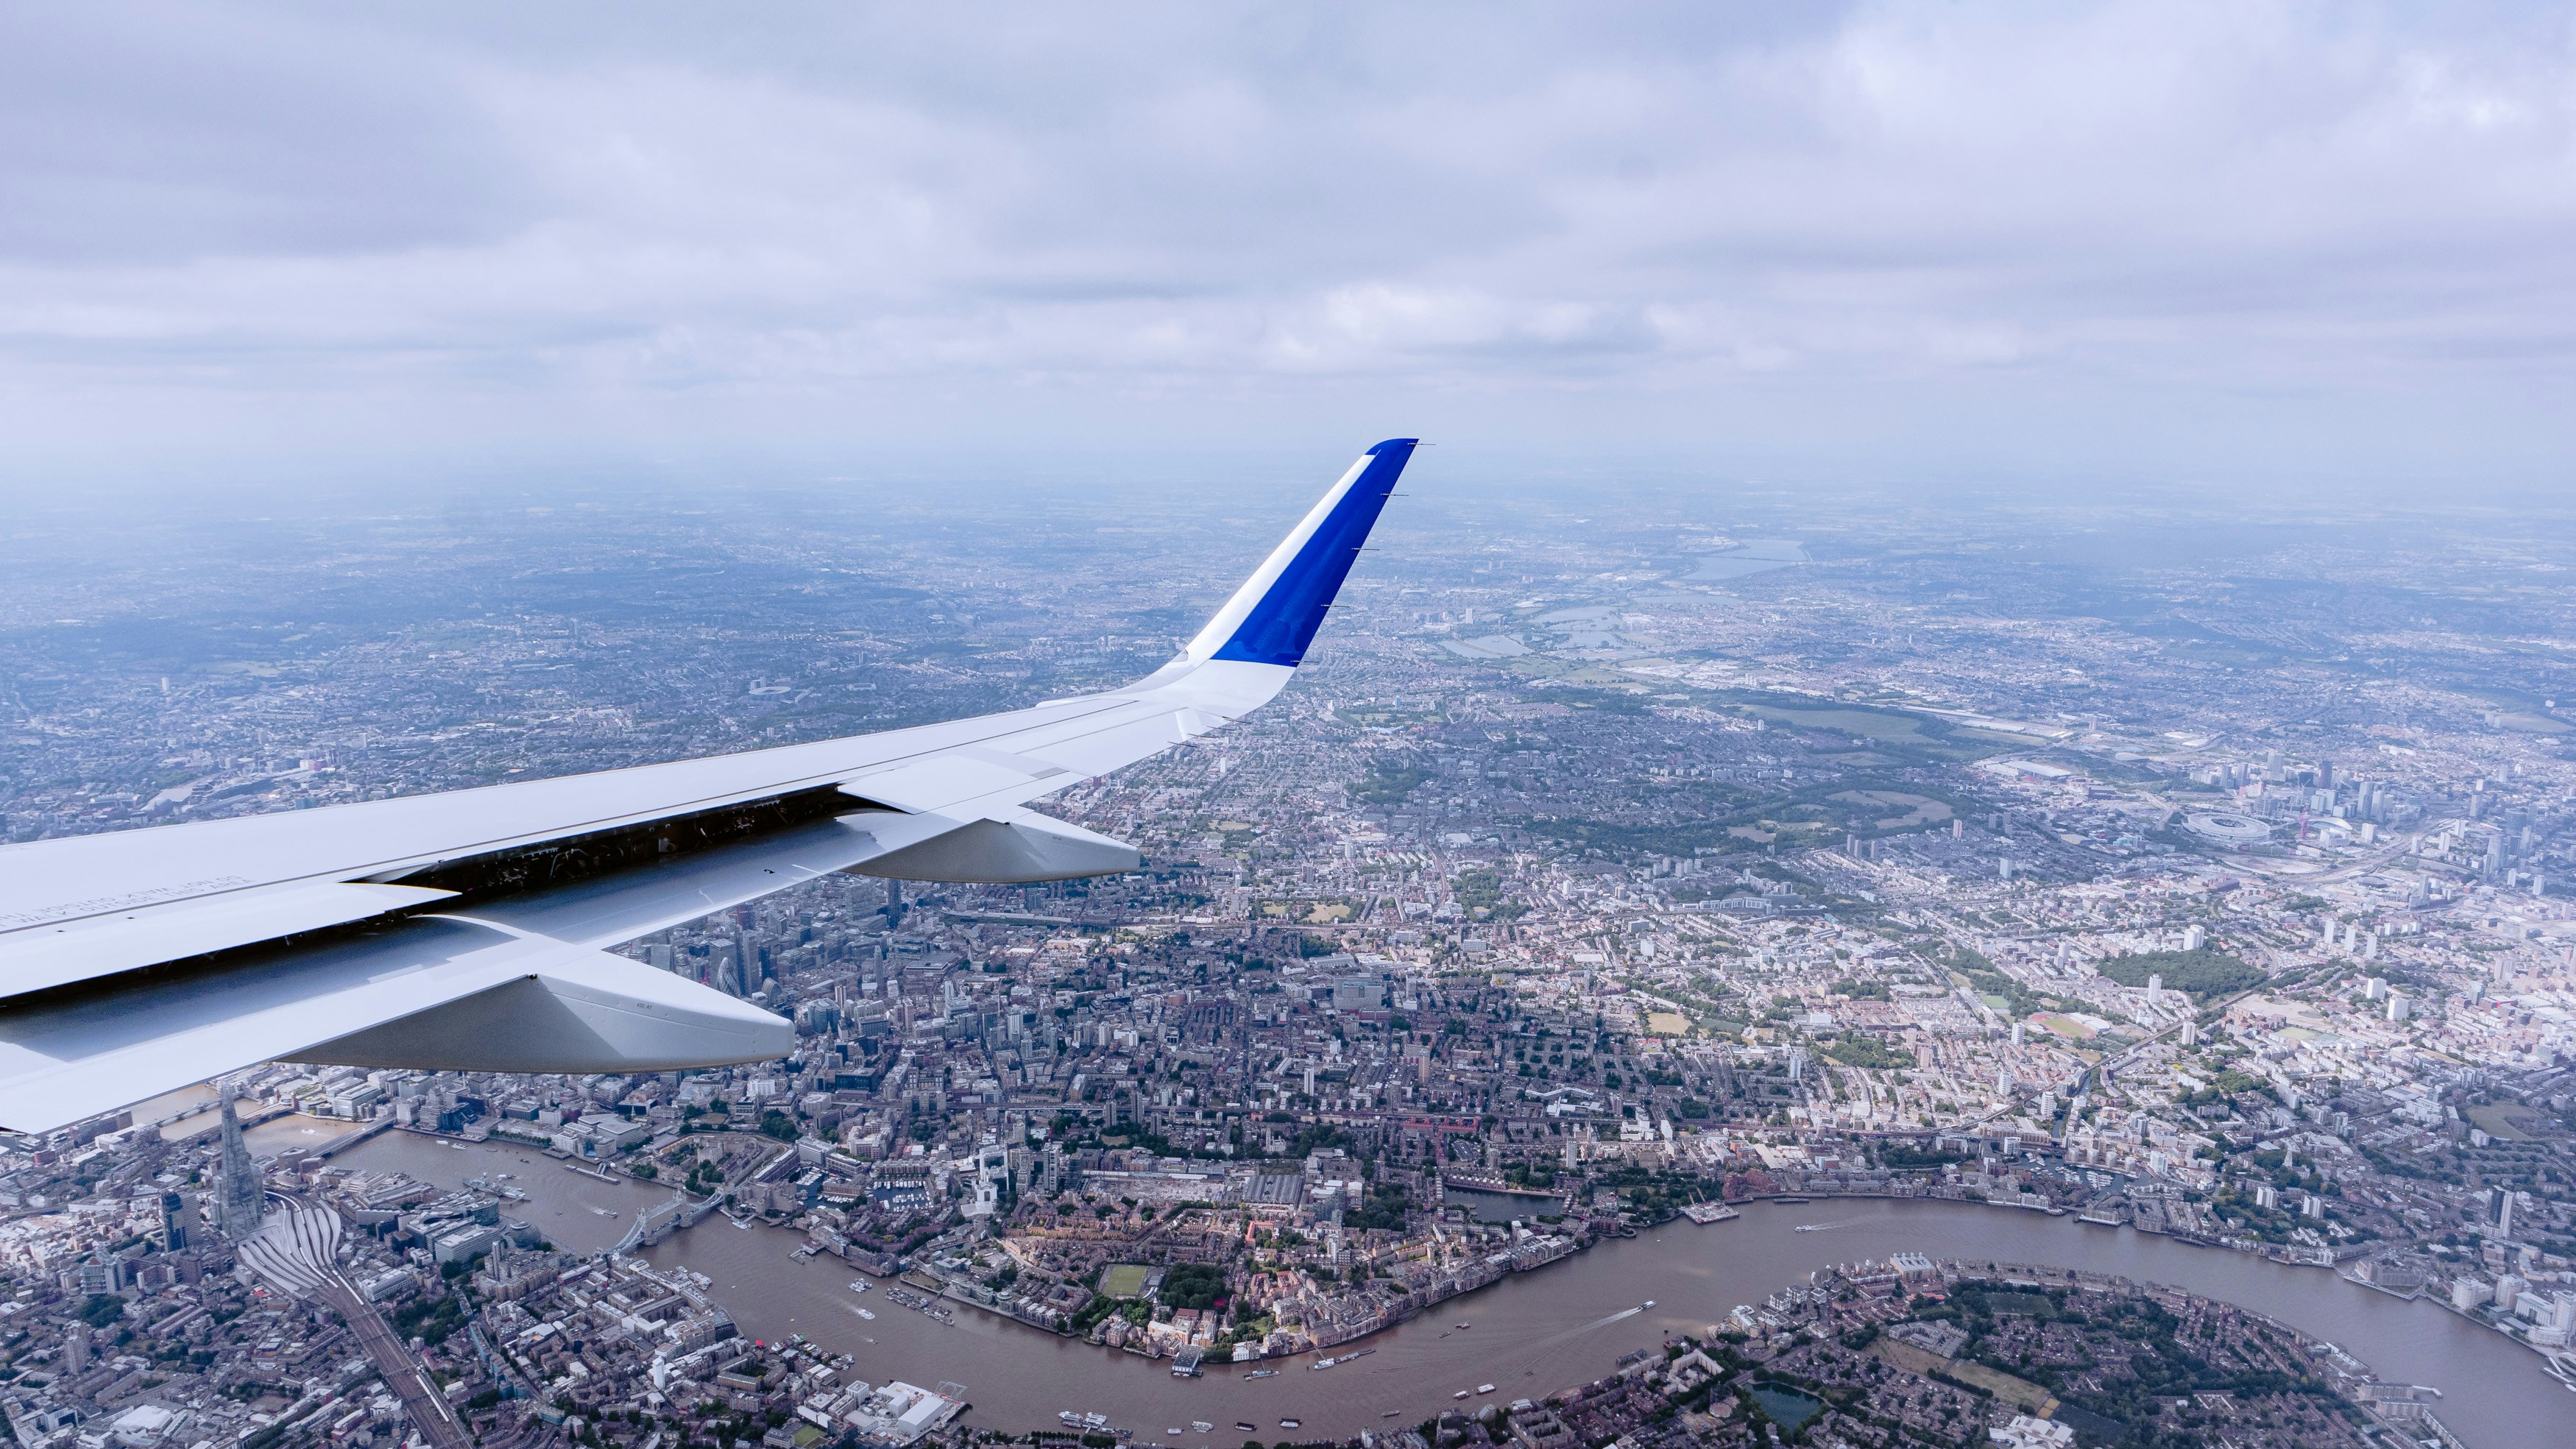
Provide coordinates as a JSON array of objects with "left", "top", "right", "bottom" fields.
[{"left": 6, "top": 478, "right": 2575, "bottom": 1449}]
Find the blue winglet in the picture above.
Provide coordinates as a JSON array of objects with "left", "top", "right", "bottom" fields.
[{"left": 1210, "top": 439, "right": 1417, "bottom": 667}]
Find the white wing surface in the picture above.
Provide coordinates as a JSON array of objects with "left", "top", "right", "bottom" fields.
[{"left": 0, "top": 439, "right": 1418, "bottom": 1133}]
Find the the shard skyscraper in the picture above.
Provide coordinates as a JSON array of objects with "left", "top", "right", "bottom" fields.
[{"left": 212, "top": 1085, "right": 264, "bottom": 1238}]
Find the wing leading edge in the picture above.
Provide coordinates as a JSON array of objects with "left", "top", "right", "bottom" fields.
[{"left": 0, "top": 439, "right": 1418, "bottom": 1133}]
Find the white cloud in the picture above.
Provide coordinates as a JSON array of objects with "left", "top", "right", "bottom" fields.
[{"left": 0, "top": 1, "right": 2571, "bottom": 486}]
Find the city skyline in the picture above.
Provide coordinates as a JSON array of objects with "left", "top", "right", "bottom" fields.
[{"left": 4, "top": 451, "right": 2574, "bottom": 1446}]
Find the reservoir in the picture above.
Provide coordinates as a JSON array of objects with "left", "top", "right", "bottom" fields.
[{"left": 336, "top": 1135, "right": 2558, "bottom": 1448}]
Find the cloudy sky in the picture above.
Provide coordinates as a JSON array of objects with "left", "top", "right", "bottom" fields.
[{"left": 3, "top": 3, "right": 2572, "bottom": 494}]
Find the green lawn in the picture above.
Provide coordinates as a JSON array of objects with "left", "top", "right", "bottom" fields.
[{"left": 1097, "top": 1264, "right": 1154, "bottom": 1299}]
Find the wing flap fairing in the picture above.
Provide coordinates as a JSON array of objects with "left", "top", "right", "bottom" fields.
[
  {"left": 845, "top": 808, "right": 1142, "bottom": 884},
  {"left": 284, "top": 950, "right": 793, "bottom": 1075},
  {"left": 0, "top": 918, "right": 573, "bottom": 1133}
]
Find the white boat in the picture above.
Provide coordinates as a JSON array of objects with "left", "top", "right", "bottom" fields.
[
  {"left": 1245, "top": 1371, "right": 1277, "bottom": 1380},
  {"left": 1794, "top": 1225, "right": 1819, "bottom": 1233},
  {"left": 1277, "top": 1420, "right": 1300, "bottom": 1430},
  {"left": 1476, "top": 1384, "right": 1495, "bottom": 1394},
  {"left": 1312, "top": 1358, "right": 1334, "bottom": 1370},
  {"left": 1453, "top": 1391, "right": 1470, "bottom": 1400},
  {"left": 1192, "top": 1424, "right": 1213, "bottom": 1434},
  {"left": 1641, "top": 1301, "right": 1655, "bottom": 1308},
  {"left": 848, "top": 1280, "right": 871, "bottom": 1294},
  {"left": 855, "top": 1308, "right": 874, "bottom": 1319}
]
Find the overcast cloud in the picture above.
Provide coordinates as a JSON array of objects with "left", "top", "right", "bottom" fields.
[{"left": 2, "top": 3, "right": 2572, "bottom": 492}]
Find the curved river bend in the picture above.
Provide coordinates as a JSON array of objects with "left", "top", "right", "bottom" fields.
[{"left": 336, "top": 1137, "right": 2558, "bottom": 1449}]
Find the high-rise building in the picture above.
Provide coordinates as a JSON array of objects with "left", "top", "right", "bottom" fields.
[
  {"left": 76, "top": 1255, "right": 122, "bottom": 1294},
  {"left": 160, "top": 1191, "right": 191, "bottom": 1251},
  {"left": 213, "top": 1086, "right": 264, "bottom": 1239}
]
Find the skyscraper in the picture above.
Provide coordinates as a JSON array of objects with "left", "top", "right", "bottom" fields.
[{"left": 213, "top": 1085, "right": 264, "bottom": 1239}]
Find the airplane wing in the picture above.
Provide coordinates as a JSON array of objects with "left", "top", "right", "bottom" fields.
[{"left": 0, "top": 439, "right": 1418, "bottom": 1133}]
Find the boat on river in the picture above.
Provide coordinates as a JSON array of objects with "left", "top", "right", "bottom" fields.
[
  {"left": 1245, "top": 1370, "right": 1277, "bottom": 1380},
  {"left": 1277, "top": 1420, "right": 1300, "bottom": 1430}
]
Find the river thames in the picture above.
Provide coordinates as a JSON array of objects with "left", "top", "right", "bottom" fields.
[{"left": 335, "top": 1133, "right": 2559, "bottom": 1449}]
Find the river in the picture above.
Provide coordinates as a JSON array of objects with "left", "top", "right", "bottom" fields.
[{"left": 331, "top": 1135, "right": 2561, "bottom": 1448}]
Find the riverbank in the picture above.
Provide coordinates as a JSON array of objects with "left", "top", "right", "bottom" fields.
[
  {"left": 330, "top": 1133, "right": 2559, "bottom": 1446},
  {"left": 657, "top": 1198, "right": 2558, "bottom": 1447}
]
